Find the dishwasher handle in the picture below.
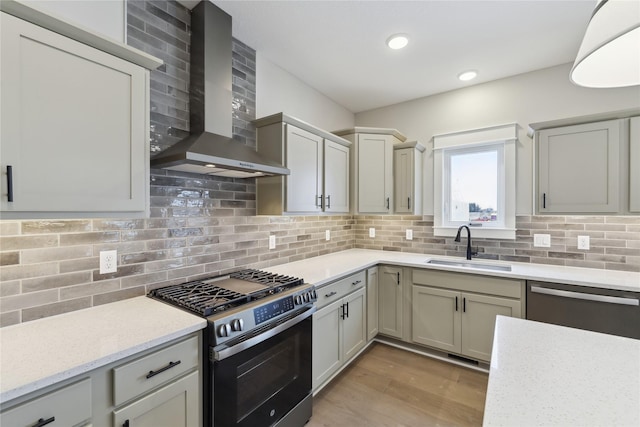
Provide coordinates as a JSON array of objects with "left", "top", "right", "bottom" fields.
[{"left": 530, "top": 285, "right": 639, "bottom": 306}]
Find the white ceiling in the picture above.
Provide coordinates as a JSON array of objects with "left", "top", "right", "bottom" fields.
[{"left": 179, "top": 0, "right": 597, "bottom": 113}]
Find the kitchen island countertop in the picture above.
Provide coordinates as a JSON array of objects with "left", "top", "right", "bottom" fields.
[{"left": 483, "top": 316, "right": 640, "bottom": 426}]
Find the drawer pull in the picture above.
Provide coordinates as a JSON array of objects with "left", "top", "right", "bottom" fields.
[
  {"left": 352, "top": 280, "right": 362, "bottom": 286},
  {"left": 325, "top": 291, "right": 337, "bottom": 298},
  {"left": 146, "top": 360, "right": 181, "bottom": 379},
  {"left": 33, "top": 417, "right": 55, "bottom": 427}
]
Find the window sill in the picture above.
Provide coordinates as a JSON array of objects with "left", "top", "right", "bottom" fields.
[{"left": 434, "top": 226, "right": 516, "bottom": 240}]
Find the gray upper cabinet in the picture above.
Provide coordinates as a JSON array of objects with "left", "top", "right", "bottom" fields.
[
  {"left": 254, "top": 113, "right": 351, "bottom": 215},
  {"left": 334, "top": 127, "right": 406, "bottom": 214},
  {"left": 537, "top": 119, "right": 622, "bottom": 213},
  {"left": 630, "top": 117, "right": 640, "bottom": 212},
  {"left": 393, "top": 141, "right": 425, "bottom": 215},
  {"left": 0, "top": 10, "right": 158, "bottom": 218}
]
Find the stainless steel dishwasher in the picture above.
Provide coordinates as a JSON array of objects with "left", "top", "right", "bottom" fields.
[{"left": 526, "top": 281, "right": 640, "bottom": 339}]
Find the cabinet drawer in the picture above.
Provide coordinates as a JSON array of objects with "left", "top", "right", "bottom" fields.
[
  {"left": 113, "top": 336, "right": 199, "bottom": 406},
  {"left": 1, "top": 378, "right": 91, "bottom": 427},
  {"left": 316, "top": 271, "right": 366, "bottom": 309}
]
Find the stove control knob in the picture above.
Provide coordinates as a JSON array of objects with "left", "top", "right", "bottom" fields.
[
  {"left": 231, "top": 318, "right": 244, "bottom": 332},
  {"left": 218, "top": 324, "right": 231, "bottom": 338},
  {"left": 295, "top": 295, "right": 303, "bottom": 305},
  {"left": 311, "top": 289, "right": 317, "bottom": 300},
  {"left": 303, "top": 292, "right": 310, "bottom": 303}
]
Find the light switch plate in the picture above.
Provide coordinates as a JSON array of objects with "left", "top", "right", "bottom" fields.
[
  {"left": 534, "top": 234, "right": 551, "bottom": 248},
  {"left": 268, "top": 235, "right": 276, "bottom": 250},
  {"left": 369, "top": 228, "right": 376, "bottom": 238},
  {"left": 577, "top": 235, "right": 590, "bottom": 250},
  {"left": 406, "top": 229, "right": 413, "bottom": 240},
  {"left": 325, "top": 230, "right": 331, "bottom": 241}
]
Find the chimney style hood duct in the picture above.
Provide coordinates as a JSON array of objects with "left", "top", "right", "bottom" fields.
[{"left": 150, "top": 1, "right": 289, "bottom": 178}]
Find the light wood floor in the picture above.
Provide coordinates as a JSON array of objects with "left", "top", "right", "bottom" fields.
[{"left": 306, "top": 342, "right": 488, "bottom": 427}]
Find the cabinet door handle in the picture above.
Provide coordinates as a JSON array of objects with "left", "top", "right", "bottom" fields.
[
  {"left": 326, "top": 195, "right": 331, "bottom": 209},
  {"left": 345, "top": 302, "right": 349, "bottom": 319},
  {"left": 6, "top": 165, "right": 13, "bottom": 202},
  {"left": 386, "top": 197, "right": 390, "bottom": 210},
  {"left": 407, "top": 197, "right": 410, "bottom": 209},
  {"left": 316, "top": 194, "right": 323, "bottom": 208},
  {"left": 396, "top": 272, "right": 400, "bottom": 285},
  {"left": 146, "top": 360, "right": 181, "bottom": 379},
  {"left": 543, "top": 193, "right": 546, "bottom": 209},
  {"left": 463, "top": 297, "right": 466, "bottom": 313},
  {"left": 325, "top": 291, "right": 337, "bottom": 298},
  {"left": 32, "top": 417, "right": 55, "bottom": 427},
  {"left": 123, "top": 421, "right": 130, "bottom": 427},
  {"left": 455, "top": 296, "right": 458, "bottom": 312}
]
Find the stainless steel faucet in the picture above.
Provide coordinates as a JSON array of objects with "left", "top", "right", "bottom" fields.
[{"left": 454, "top": 225, "right": 477, "bottom": 260}]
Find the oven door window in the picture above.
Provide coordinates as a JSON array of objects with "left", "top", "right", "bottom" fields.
[{"left": 214, "top": 315, "right": 311, "bottom": 427}]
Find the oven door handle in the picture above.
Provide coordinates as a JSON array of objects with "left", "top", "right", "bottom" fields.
[
  {"left": 531, "top": 285, "right": 639, "bottom": 306},
  {"left": 213, "top": 305, "right": 316, "bottom": 361}
]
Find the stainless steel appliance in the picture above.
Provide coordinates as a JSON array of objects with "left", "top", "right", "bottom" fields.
[
  {"left": 526, "top": 281, "right": 640, "bottom": 339},
  {"left": 149, "top": 269, "right": 317, "bottom": 427}
]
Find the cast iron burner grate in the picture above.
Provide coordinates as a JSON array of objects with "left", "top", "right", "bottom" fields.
[{"left": 149, "top": 269, "right": 304, "bottom": 317}]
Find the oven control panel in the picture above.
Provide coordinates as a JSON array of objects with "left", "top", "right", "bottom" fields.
[{"left": 211, "top": 286, "right": 317, "bottom": 345}]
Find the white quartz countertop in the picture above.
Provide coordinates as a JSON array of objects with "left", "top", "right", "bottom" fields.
[
  {"left": 483, "top": 316, "right": 640, "bottom": 426},
  {"left": 0, "top": 296, "right": 206, "bottom": 404},
  {"left": 264, "top": 249, "right": 640, "bottom": 292}
]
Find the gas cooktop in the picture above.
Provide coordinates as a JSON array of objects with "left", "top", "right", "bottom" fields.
[{"left": 148, "top": 269, "right": 305, "bottom": 317}]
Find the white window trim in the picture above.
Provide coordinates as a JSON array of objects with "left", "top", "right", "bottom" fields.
[{"left": 433, "top": 123, "right": 517, "bottom": 240}]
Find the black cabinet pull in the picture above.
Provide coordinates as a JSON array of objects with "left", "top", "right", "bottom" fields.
[
  {"left": 123, "top": 420, "right": 130, "bottom": 427},
  {"left": 340, "top": 303, "right": 346, "bottom": 319},
  {"left": 326, "top": 195, "right": 331, "bottom": 209},
  {"left": 345, "top": 302, "right": 349, "bottom": 319},
  {"left": 317, "top": 195, "right": 323, "bottom": 208},
  {"left": 455, "top": 296, "right": 458, "bottom": 312},
  {"left": 408, "top": 197, "right": 410, "bottom": 209},
  {"left": 463, "top": 297, "right": 466, "bottom": 313},
  {"left": 146, "top": 360, "right": 181, "bottom": 379},
  {"left": 543, "top": 193, "right": 546, "bottom": 209},
  {"left": 33, "top": 417, "right": 55, "bottom": 427},
  {"left": 7, "top": 165, "right": 13, "bottom": 202},
  {"left": 386, "top": 197, "right": 390, "bottom": 210},
  {"left": 396, "top": 272, "right": 400, "bottom": 285}
]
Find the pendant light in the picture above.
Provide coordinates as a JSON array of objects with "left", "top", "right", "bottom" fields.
[{"left": 570, "top": 0, "right": 640, "bottom": 88}]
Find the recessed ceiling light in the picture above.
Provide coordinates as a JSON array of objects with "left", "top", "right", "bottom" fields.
[
  {"left": 387, "top": 34, "right": 409, "bottom": 50},
  {"left": 458, "top": 70, "right": 478, "bottom": 81}
]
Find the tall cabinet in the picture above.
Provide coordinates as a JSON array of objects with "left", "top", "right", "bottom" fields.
[
  {"left": 255, "top": 113, "right": 351, "bottom": 215},
  {"left": 394, "top": 141, "right": 425, "bottom": 215},
  {"left": 0, "top": 5, "right": 161, "bottom": 217},
  {"left": 333, "top": 128, "right": 406, "bottom": 214}
]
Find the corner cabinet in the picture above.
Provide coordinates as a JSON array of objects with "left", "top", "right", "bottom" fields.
[
  {"left": 536, "top": 119, "right": 622, "bottom": 213},
  {"left": 393, "top": 141, "right": 425, "bottom": 215},
  {"left": 334, "top": 127, "right": 406, "bottom": 214},
  {"left": 411, "top": 269, "right": 523, "bottom": 362},
  {"left": 0, "top": 8, "right": 161, "bottom": 218},
  {"left": 312, "top": 271, "right": 366, "bottom": 392},
  {"left": 254, "top": 113, "right": 350, "bottom": 215}
]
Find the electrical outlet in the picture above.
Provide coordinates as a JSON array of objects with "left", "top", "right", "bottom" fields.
[
  {"left": 369, "top": 228, "right": 376, "bottom": 238},
  {"left": 269, "top": 235, "right": 276, "bottom": 250},
  {"left": 325, "top": 230, "right": 331, "bottom": 241},
  {"left": 533, "top": 234, "right": 551, "bottom": 248},
  {"left": 577, "top": 235, "right": 590, "bottom": 250},
  {"left": 99, "top": 250, "right": 118, "bottom": 274},
  {"left": 406, "top": 229, "right": 413, "bottom": 240}
]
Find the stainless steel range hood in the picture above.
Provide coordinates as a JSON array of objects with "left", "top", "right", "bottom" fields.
[{"left": 150, "top": 1, "right": 289, "bottom": 178}]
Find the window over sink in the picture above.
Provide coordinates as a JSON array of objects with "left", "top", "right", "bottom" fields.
[{"left": 433, "top": 123, "right": 517, "bottom": 239}]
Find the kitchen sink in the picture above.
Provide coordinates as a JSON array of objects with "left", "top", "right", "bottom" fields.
[{"left": 425, "top": 259, "right": 512, "bottom": 272}]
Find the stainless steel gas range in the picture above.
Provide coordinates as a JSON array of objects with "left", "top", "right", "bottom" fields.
[{"left": 149, "top": 269, "right": 317, "bottom": 427}]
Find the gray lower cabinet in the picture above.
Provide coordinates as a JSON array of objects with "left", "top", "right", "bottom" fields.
[
  {"left": 366, "top": 267, "right": 379, "bottom": 341},
  {"left": 378, "top": 266, "right": 404, "bottom": 339},
  {"left": 537, "top": 119, "right": 622, "bottom": 213},
  {"left": 0, "top": 333, "right": 202, "bottom": 427},
  {"left": 411, "top": 269, "right": 523, "bottom": 362},
  {"left": 312, "top": 271, "right": 366, "bottom": 391},
  {"left": 0, "top": 11, "right": 152, "bottom": 217}
]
